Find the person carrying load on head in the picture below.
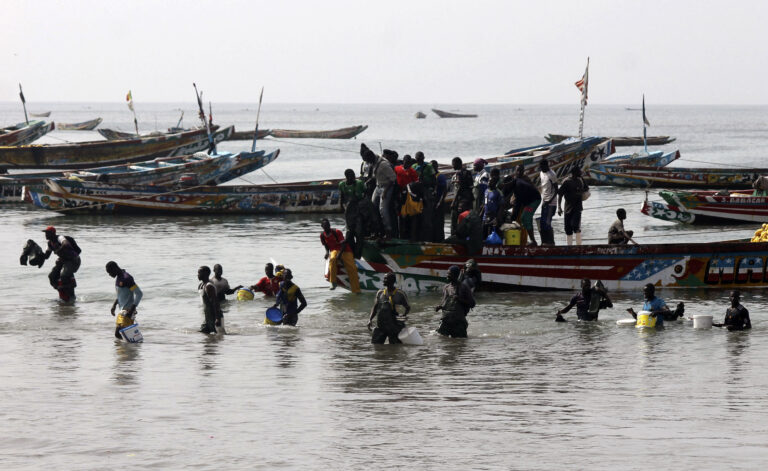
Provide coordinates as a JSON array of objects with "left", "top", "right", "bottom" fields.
[
  {"left": 42, "top": 226, "right": 82, "bottom": 302},
  {"left": 608, "top": 208, "right": 636, "bottom": 245},
  {"left": 106, "top": 261, "right": 143, "bottom": 339},
  {"left": 555, "top": 279, "right": 612, "bottom": 322},
  {"left": 320, "top": 218, "right": 360, "bottom": 293},
  {"left": 368, "top": 272, "right": 410, "bottom": 344},
  {"left": 435, "top": 265, "right": 475, "bottom": 338},
  {"left": 713, "top": 290, "right": 751, "bottom": 331},
  {"left": 273, "top": 269, "right": 307, "bottom": 326},
  {"left": 627, "top": 283, "right": 685, "bottom": 327}
]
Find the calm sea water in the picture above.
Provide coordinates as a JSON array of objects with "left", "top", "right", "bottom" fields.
[{"left": 1, "top": 102, "right": 767, "bottom": 469}]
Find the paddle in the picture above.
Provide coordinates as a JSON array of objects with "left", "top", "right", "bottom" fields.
[
  {"left": 193, "top": 83, "right": 215, "bottom": 154},
  {"left": 251, "top": 87, "right": 264, "bottom": 153}
]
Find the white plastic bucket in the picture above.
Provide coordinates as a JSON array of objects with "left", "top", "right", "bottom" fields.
[
  {"left": 693, "top": 315, "right": 713, "bottom": 329},
  {"left": 119, "top": 323, "right": 144, "bottom": 343},
  {"left": 398, "top": 326, "right": 423, "bottom": 345}
]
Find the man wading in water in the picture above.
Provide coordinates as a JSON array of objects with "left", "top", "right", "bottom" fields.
[
  {"left": 368, "top": 272, "right": 410, "bottom": 344},
  {"left": 42, "top": 226, "right": 81, "bottom": 302},
  {"left": 198, "top": 266, "right": 224, "bottom": 334},
  {"left": 435, "top": 265, "right": 475, "bottom": 338},
  {"left": 106, "top": 261, "right": 144, "bottom": 339}
]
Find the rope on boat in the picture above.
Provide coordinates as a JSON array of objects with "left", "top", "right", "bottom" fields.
[
  {"left": 265, "top": 138, "right": 359, "bottom": 154},
  {"left": 260, "top": 168, "right": 280, "bottom": 184},
  {"left": 676, "top": 158, "right": 760, "bottom": 169}
]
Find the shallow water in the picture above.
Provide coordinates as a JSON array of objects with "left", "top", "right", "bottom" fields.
[{"left": 2, "top": 103, "right": 768, "bottom": 469}]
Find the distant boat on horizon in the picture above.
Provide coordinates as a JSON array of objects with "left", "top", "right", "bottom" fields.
[{"left": 431, "top": 108, "right": 478, "bottom": 118}]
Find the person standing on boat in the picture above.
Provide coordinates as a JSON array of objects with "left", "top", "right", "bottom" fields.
[
  {"left": 713, "top": 290, "right": 751, "bottom": 331},
  {"left": 198, "top": 266, "right": 223, "bottom": 334},
  {"left": 483, "top": 169, "right": 502, "bottom": 238},
  {"left": 339, "top": 168, "right": 368, "bottom": 253},
  {"left": 273, "top": 269, "right": 307, "bottom": 326},
  {"left": 608, "top": 208, "right": 635, "bottom": 245},
  {"left": 555, "top": 279, "right": 612, "bottom": 322},
  {"left": 414, "top": 151, "right": 436, "bottom": 241},
  {"left": 359, "top": 143, "right": 376, "bottom": 199},
  {"left": 211, "top": 264, "right": 242, "bottom": 302},
  {"left": 394, "top": 155, "right": 419, "bottom": 239},
  {"left": 367, "top": 272, "right": 410, "bottom": 344},
  {"left": 507, "top": 176, "right": 541, "bottom": 246},
  {"left": 436, "top": 265, "right": 475, "bottom": 338},
  {"left": 472, "top": 158, "right": 489, "bottom": 212},
  {"left": 627, "top": 283, "right": 684, "bottom": 326},
  {"left": 538, "top": 160, "right": 559, "bottom": 245},
  {"left": 320, "top": 218, "right": 360, "bottom": 292},
  {"left": 250, "top": 263, "right": 277, "bottom": 297},
  {"left": 366, "top": 147, "right": 398, "bottom": 238},
  {"left": 106, "top": 261, "right": 143, "bottom": 339},
  {"left": 432, "top": 160, "right": 448, "bottom": 241},
  {"left": 450, "top": 157, "right": 474, "bottom": 236},
  {"left": 557, "top": 167, "right": 588, "bottom": 246},
  {"left": 42, "top": 226, "right": 81, "bottom": 302}
]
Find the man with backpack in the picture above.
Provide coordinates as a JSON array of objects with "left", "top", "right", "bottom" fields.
[
  {"left": 435, "top": 265, "right": 476, "bottom": 338},
  {"left": 42, "top": 226, "right": 81, "bottom": 302}
]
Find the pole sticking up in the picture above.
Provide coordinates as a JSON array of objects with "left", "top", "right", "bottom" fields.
[
  {"left": 575, "top": 57, "right": 589, "bottom": 139},
  {"left": 193, "top": 83, "right": 215, "bottom": 154},
  {"left": 251, "top": 87, "right": 264, "bottom": 153},
  {"left": 126, "top": 90, "right": 139, "bottom": 136},
  {"left": 642, "top": 94, "right": 651, "bottom": 153},
  {"left": 18, "top": 83, "right": 29, "bottom": 124}
]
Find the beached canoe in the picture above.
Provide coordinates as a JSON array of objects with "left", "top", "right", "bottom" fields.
[
  {"left": 0, "top": 120, "right": 55, "bottom": 146},
  {"left": 30, "top": 111, "right": 51, "bottom": 118},
  {"left": 0, "top": 126, "right": 233, "bottom": 170},
  {"left": 545, "top": 134, "right": 676, "bottom": 147},
  {"left": 97, "top": 125, "right": 233, "bottom": 150},
  {"left": 1, "top": 148, "right": 279, "bottom": 203},
  {"left": 268, "top": 125, "right": 368, "bottom": 139},
  {"left": 431, "top": 108, "right": 478, "bottom": 118},
  {"left": 333, "top": 238, "right": 768, "bottom": 293},
  {"left": 641, "top": 190, "right": 768, "bottom": 225},
  {"left": 56, "top": 118, "right": 103, "bottom": 131},
  {"left": 225, "top": 128, "right": 272, "bottom": 141},
  {"left": 587, "top": 164, "right": 762, "bottom": 189}
]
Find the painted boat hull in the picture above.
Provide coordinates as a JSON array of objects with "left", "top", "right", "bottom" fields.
[
  {"left": 587, "top": 165, "right": 763, "bottom": 189},
  {"left": 642, "top": 190, "right": 768, "bottom": 224},
  {"left": 0, "top": 121, "right": 55, "bottom": 146},
  {"left": 56, "top": 118, "right": 103, "bottom": 131},
  {"left": 431, "top": 108, "right": 478, "bottom": 118},
  {"left": 0, "top": 126, "right": 233, "bottom": 169},
  {"left": 545, "top": 134, "right": 675, "bottom": 146},
  {"left": 335, "top": 239, "right": 768, "bottom": 293}
]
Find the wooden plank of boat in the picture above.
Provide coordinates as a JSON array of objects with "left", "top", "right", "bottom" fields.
[
  {"left": 225, "top": 128, "right": 272, "bottom": 141},
  {"left": 30, "top": 111, "right": 51, "bottom": 118},
  {"left": 0, "top": 126, "right": 229, "bottom": 170},
  {"left": 268, "top": 125, "right": 368, "bottom": 139},
  {"left": 545, "top": 133, "right": 676, "bottom": 146},
  {"left": 0, "top": 120, "right": 55, "bottom": 146},
  {"left": 587, "top": 164, "right": 763, "bottom": 189},
  {"left": 332, "top": 239, "right": 768, "bottom": 292},
  {"left": 2, "top": 147, "right": 279, "bottom": 203},
  {"left": 642, "top": 190, "right": 768, "bottom": 224},
  {"left": 431, "top": 108, "right": 478, "bottom": 118},
  {"left": 56, "top": 118, "right": 103, "bottom": 131}
]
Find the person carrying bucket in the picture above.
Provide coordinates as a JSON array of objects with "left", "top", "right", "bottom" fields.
[
  {"left": 435, "top": 265, "right": 475, "bottom": 338},
  {"left": 368, "top": 272, "right": 410, "bottom": 344},
  {"left": 627, "top": 283, "right": 684, "bottom": 327},
  {"left": 273, "top": 269, "right": 307, "bottom": 326},
  {"left": 713, "top": 290, "right": 751, "bottom": 331},
  {"left": 555, "top": 278, "right": 612, "bottom": 322},
  {"left": 106, "top": 261, "right": 143, "bottom": 339}
]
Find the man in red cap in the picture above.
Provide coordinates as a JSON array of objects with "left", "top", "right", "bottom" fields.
[{"left": 42, "top": 226, "right": 82, "bottom": 302}]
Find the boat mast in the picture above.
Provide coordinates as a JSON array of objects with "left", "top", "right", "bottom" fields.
[
  {"left": 576, "top": 58, "right": 589, "bottom": 139},
  {"left": 18, "top": 83, "right": 29, "bottom": 124},
  {"left": 642, "top": 94, "right": 649, "bottom": 153},
  {"left": 252, "top": 87, "right": 264, "bottom": 153}
]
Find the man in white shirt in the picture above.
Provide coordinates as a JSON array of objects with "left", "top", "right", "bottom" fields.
[{"left": 538, "top": 160, "right": 558, "bottom": 245}]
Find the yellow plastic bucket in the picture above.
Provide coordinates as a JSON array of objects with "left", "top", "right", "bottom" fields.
[
  {"left": 236, "top": 288, "right": 255, "bottom": 301},
  {"left": 504, "top": 229, "right": 521, "bottom": 246},
  {"left": 636, "top": 311, "right": 657, "bottom": 328}
]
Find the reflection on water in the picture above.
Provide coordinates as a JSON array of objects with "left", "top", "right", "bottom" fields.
[
  {"left": 200, "top": 333, "right": 224, "bottom": 373},
  {"left": 112, "top": 341, "right": 142, "bottom": 386}
]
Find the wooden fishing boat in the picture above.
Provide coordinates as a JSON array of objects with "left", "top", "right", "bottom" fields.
[
  {"left": 587, "top": 164, "right": 762, "bottom": 189},
  {"left": 602, "top": 149, "right": 679, "bottom": 167},
  {"left": 0, "top": 126, "right": 232, "bottom": 170},
  {"left": 26, "top": 175, "right": 340, "bottom": 214},
  {"left": 30, "top": 111, "right": 51, "bottom": 117},
  {"left": 56, "top": 118, "right": 103, "bottom": 131},
  {"left": 333, "top": 238, "right": 768, "bottom": 292},
  {"left": 1, "top": 148, "right": 279, "bottom": 203},
  {"left": 0, "top": 120, "right": 55, "bottom": 146},
  {"left": 431, "top": 108, "right": 478, "bottom": 118},
  {"left": 641, "top": 190, "right": 768, "bottom": 225},
  {"left": 545, "top": 134, "right": 675, "bottom": 147},
  {"left": 225, "top": 128, "right": 272, "bottom": 141},
  {"left": 268, "top": 125, "right": 368, "bottom": 139}
]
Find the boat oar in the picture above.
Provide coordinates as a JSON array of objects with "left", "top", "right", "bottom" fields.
[
  {"left": 251, "top": 87, "right": 264, "bottom": 153},
  {"left": 18, "top": 83, "right": 29, "bottom": 124}
]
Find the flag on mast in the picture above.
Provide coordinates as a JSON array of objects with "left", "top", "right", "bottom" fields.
[
  {"left": 126, "top": 90, "right": 134, "bottom": 112},
  {"left": 574, "top": 60, "right": 589, "bottom": 105},
  {"left": 642, "top": 94, "right": 650, "bottom": 127}
]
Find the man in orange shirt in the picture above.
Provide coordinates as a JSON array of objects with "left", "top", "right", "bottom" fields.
[{"left": 320, "top": 219, "right": 360, "bottom": 292}]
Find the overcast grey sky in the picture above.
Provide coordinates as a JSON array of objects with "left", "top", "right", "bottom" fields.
[{"left": 2, "top": 0, "right": 766, "bottom": 104}]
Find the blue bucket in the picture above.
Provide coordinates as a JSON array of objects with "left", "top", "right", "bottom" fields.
[{"left": 265, "top": 307, "right": 283, "bottom": 323}]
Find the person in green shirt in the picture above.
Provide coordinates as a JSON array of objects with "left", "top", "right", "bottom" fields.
[
  {"left": 413, "top": 151, "right": 435, "bottom": 241},
  {"left": 339, "top": 169, "right": 367, "bottom": 257}
]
